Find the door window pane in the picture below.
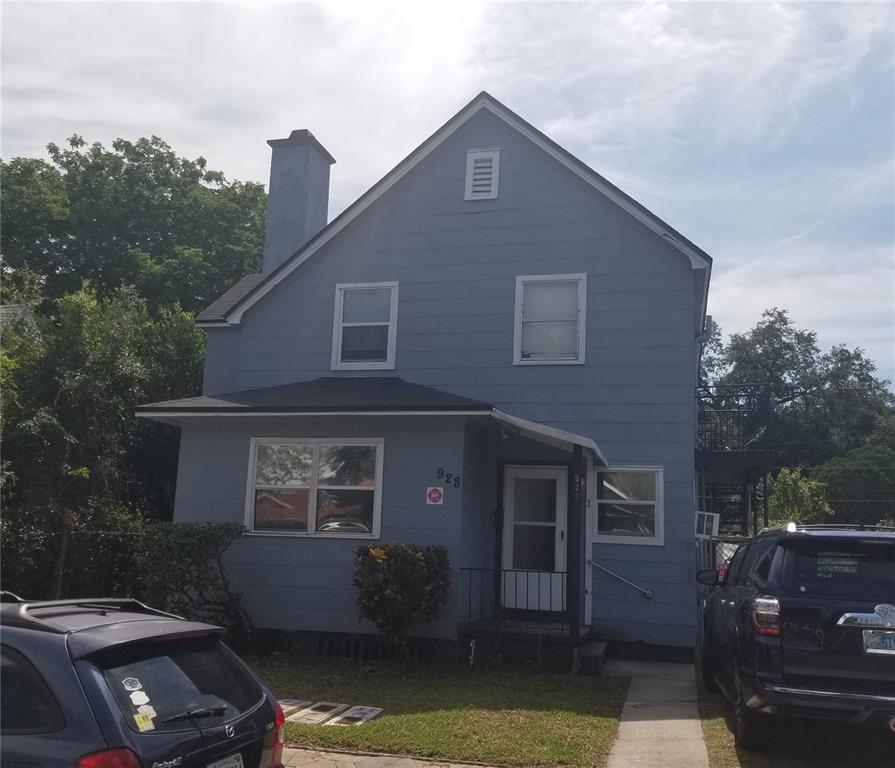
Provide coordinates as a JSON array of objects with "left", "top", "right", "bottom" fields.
[
  {"left": 597, "top": 503, "right": 656, "bottom": 537},
  {"left": 342, "top": 288, "right": 392, "bottom": 323},
  {"left": 513, "top": 478, "right": 557, "bottom": 522},
  {"left": 522, "top": 281, "right": 579, "bottom": 321},
  {"left": 254, "top": 489, "right": 309, "bottom": 531},
  {"left": 513, "top": 526, "right": 556, "bottom": 571},
  {"left": 341, "top": 325, "right": 389, "bottom": 362},
  {"left": 256, "top": 445, "right": 312, "bottom": 486},
  {"left": 316, "top": 489, "right": 374, "bottom": 534},
  {"left": 318, "top": 445, "right": 377, "bottom": 486}
]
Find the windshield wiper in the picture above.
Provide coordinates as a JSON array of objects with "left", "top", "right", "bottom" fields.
[{"left": 162, "top": 705, "right": 228, "bottom": 724}]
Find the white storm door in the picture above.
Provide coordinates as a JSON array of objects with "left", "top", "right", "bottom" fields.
[{"left": 501, "top": 466, "right": 567, "bottom": 611}]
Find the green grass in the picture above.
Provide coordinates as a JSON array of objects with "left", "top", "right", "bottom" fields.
[
  {"left": 697, "top": 682, "right": 894, "bottom": 768},
  {"left": 247, "top": 654, "right": 630, "bottom": 767}
]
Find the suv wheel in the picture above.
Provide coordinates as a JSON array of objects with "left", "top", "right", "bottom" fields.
[{"left": 733, "top": 682, "right": 770, "bottom": 750}]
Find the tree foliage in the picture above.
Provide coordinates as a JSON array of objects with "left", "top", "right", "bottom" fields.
[
  {"left": 1, "top": 135, "right": 266, "bottom": 311},
  {"left": 765, "top": 467, "right": 830, "bottom": 526},
  {"left": 702, "top": 308, "right": 894, "bottom": 466}
]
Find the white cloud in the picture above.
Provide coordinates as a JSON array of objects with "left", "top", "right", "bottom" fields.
[{"left": 2, "top": 1, "right": 893, "bottom": 381}]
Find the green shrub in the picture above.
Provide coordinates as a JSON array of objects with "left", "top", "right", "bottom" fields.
[
  {"left": 353, "top": 543, "right": 450, "bottom": 643},
  {"left": 136, "top": 522, "right": 253, "bottom": 645}
]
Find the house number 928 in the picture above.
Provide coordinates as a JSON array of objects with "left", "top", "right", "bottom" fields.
[{"left": 435, "top": 468, "right": 461, "bottom": 488}]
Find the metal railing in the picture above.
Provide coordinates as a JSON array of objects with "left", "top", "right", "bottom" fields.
[
  {"left": 459, "top": 567, "right": 568, "bottom": 623},
  {"left": 588, "top": 560, "right": 653, "bottom": 599},
  {"left": 697, "top": 384, "right": 771, "bottom": 452}
]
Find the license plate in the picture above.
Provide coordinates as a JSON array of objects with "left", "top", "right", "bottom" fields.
[
  {"left": 207, "top": 754, "right": 243, "bottom": 768},
  {"left": 863, "top": 629, "right": 895, "bottom": 655}
]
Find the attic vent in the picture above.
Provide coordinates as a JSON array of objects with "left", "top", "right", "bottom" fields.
[{"left": 465, "top": 149, "right": 500, "bottom": 200}]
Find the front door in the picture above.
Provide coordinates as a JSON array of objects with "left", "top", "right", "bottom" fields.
[{"left": 501, "top": 466, "right": 567, "bottom": 612}]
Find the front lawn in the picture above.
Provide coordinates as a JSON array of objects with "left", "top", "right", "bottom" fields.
[
  {"left": 697, "top": 682, "right": 893, "bottom": 768},
  {"left": 248, "top": 654, "right": 630, "bottom": 767}
]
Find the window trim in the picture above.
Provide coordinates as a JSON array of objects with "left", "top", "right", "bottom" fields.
[
  {"left": 331, "top": 282, "right": 398, "bottom": 371},
  {"left": 244, "top": 437, "right": 384, "bottom": 539},
  {"left": 593, "top": 465, "right": 664, "bottom": 546},
  {"left": 464, "top": 148, "right": 500, "bottom": 200},
  {"left": 513, "top": 273, "right": 587, "bottom": 365}
]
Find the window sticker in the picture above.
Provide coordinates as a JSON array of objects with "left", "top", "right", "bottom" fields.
[
  {"left": 121, "top": 677, "right": 142, "bottom": 691},
  {"left": 129, "top": 690, "right": 150, "bottom": 706},
  {"left": 137, "top": 704, "right": 157, "bottom": 718},
  {"left": 134, "top": 713, "right": 156, "bottom": 732}
]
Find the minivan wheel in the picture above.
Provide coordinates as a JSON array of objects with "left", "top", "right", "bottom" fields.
[
  {"left": 733, "top": 693, "right": 770, "bottom": 750},
  {"left": 700, "top": 639, "right": 720, "bottom": 692}
]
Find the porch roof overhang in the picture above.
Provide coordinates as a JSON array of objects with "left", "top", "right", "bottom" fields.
[{"left": 136, "top": 376, "right": 608, "bottom": 464}]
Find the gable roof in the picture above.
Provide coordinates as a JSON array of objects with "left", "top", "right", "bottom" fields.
[{"left": 200, "top": 91, "right": 712, "bottom": 328}]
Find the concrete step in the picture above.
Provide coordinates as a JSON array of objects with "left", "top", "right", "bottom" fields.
[{"left": 580, "top": 639, "right": 608, "bottom": 674}]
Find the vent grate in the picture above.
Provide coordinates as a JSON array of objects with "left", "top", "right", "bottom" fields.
[{"left": 465, "top": 149, "right": 500, "bottom": 200}]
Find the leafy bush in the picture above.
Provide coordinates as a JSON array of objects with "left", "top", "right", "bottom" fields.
[
  {"left": 353, "top": 543, "right": 450, "bottom": 642},
  {"left": 137, "top": 522, "right": 253, "bottom": 645},
  {"left": 766, "top": 467, "right": 830, "bottom": 525}
]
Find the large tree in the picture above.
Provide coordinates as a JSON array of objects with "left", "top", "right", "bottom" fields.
[
  {"left": 1, "top": 135, "right": 267, "bottom": 311},
  {"left": 701, "top": 309, "right": 894, "bottom": 466}
]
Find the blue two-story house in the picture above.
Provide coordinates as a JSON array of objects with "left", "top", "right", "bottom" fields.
[{"left": 137, "top": 92, "right": 712, "bottom": 652}]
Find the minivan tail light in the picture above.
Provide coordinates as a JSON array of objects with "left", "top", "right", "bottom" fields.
[
  {"left": 270, "top": 700, "right": 286, "bottom": 767},
  {"left": 77, "top": 748, "right": 141, "bottom": 768},
  {"left": 752, "top": 596, "right": 781, "bottom": 636}
]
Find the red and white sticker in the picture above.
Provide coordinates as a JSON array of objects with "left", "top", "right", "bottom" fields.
[{"left": 426, "top": 486, "right": 444, "bottom": 505}]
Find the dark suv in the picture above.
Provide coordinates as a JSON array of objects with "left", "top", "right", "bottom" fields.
[
  {"left": 0, "top": 595, "right": 286, "bottom": 768},
  {"left": 698, "top": 525, "right": 895, "bottom": 749}
]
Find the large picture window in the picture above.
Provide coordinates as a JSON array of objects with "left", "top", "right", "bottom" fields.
[
  {"left": 594, "top": 467, "right": 664, "bottom": 546},
  {"left": 514, "top": 274, "right": 586, "bottom": 364},
  {"left": 331, "top": 282, "right": 398, "bottom": 370},
  {"left": 246, "top": 438, "right": 383, "bottom": 537}
]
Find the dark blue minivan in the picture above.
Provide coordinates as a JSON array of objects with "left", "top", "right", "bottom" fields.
[{"left": 0, "top": 595, "right": 286, "bottom": 768}]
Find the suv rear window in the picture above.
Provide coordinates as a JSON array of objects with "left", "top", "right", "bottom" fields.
[
  {"left": 96, "top": 636, "right": 263, "bottom": 733},
  {"left": 783, "top": 539, "right": 895, "bottom": 601}
]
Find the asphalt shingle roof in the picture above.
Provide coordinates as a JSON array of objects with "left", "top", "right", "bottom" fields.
[
  {"left": 195, "top": 274, "right": 264, "bottom": 323},
  {"left": 137, "top": 377, "right": 493, "bottom": 414}
]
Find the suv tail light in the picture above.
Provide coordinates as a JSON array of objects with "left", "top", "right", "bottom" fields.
[
  {"left": 270, "top": 700, "right": 286, "bottom": 767},
  {"left": 77, "top": 749, "right": 141, "bottom": 768},
  {"left": 752, "top": 596, "right": 781, "bottom": 636}
]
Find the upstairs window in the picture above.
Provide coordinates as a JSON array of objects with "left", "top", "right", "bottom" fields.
[
  {"left": 514, "top": 274, "right": 586, "bottom": 364},
  {"left": 332, "top": 282, "right": 398, "bottom": 370},
  {"left": 465, "top": 149, "right": 500, "bottom": 200}
]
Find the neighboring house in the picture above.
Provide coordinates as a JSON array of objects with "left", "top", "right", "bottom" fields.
[{"left": 137, "top": 92, "right": 712, "bottom": 651}]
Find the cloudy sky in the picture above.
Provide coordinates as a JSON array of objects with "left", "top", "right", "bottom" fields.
[{"left": 3, "top": 1, "right": 893, "bottom": 382}]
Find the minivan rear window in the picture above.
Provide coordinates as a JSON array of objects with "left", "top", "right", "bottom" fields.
[
  {"left": 96, "top": 636, "right": 263, "bottom": 734},
  {"left": 783, "top": 539, "right": 895, "bottom": 601}
]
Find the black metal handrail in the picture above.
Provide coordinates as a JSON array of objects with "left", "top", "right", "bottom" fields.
[{"left": 459, "top": 567, "right": 568, "bottom": 622}]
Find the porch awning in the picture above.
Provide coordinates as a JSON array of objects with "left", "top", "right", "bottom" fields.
[
  {"left": 136, "top": 376, "right": 607, "bottom": 463},
  {"left": 492, "top": 409, "right": 608, "bottom": 466}
]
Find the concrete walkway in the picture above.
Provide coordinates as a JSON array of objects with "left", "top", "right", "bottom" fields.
[
  {"left": 282, "top": 749, "right": 489, "bottom": 768},
  {"left": 603, "top": 660, "right": 709, "bottom": 768}
]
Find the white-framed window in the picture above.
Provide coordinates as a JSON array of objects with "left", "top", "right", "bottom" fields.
[
  {"left": 245, "top": 437, "right": 384, "bottom": 538},
  {"left": 465, "top": 148, "right": 500, "bottom": 200},
  {"left": 594, "top": 466, "right": 664, "bottom": 546},
  {"left": 331, "top": 282, "right": 398, "bottom": 370},
  {"left": 514, "top": 274, "right": 587, "bottom": 365}
]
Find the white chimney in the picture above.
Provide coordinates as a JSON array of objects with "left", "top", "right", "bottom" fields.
[{"left": 262, "top": 129, "right": 335, "bottom": 274}]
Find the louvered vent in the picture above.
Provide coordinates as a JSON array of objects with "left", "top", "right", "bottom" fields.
[{"left": 465, "top": 149, "right": 500, "bottom": 200}]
